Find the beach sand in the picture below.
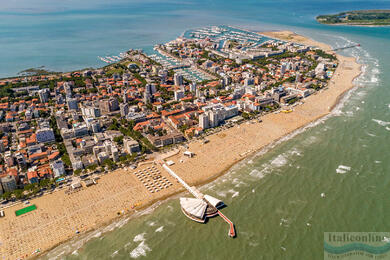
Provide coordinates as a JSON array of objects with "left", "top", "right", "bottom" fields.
[{"left": 0, "top": 31, "right": 362, "bottom": 260}]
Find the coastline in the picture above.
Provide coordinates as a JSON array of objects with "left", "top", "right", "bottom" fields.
[
  {"left": 317, "top": 22, "right": 390, "bottom": 27},
  {"left": 0, "top": 31, "right": 362, "bottom": 260}
]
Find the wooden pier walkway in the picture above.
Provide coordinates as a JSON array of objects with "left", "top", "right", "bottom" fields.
[{"left": 217, "top": 210, "right": 236, "bottom": 238}]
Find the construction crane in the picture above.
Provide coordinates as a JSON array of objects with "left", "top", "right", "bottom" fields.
[{"left": 332, "top": 44, "right": 360, "bottom": 51}]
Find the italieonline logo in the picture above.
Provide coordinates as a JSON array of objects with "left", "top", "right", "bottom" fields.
[{"left": 324, "top": 232, "right": 390, "bottom": 260}]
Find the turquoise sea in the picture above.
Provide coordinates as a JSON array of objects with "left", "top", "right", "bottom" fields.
[{"left": 2, "top": 0, "right": 390, "bottom": 259}]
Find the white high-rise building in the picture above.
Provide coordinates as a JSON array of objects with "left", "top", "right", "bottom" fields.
[
  {"left": 120, "top": 103, "right": 129, "bottom": 117},
  {"left": 174, "top": 73, "right": 183, "bottom": 86},
  {"left": 199, "top": 113, "right": 209, "bottom": 129},
  {"left": 190, "top": 83, "right": 197, "bottom": 93},
  {"left": 51, "top": 160, "right": 65, "bottom": 177},
  {"left": 174, "top": 90, "right": 185, "bottom": 101},
  {"left": 64, "top": 82, "right": 73, "bottom": 98},
  {"left": 38, "top": 88, "right": 50, "bottom": 103}
]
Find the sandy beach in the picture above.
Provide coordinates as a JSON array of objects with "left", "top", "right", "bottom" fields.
[{"left": 0, "top": 31, "right": 362, "bottom": 260}]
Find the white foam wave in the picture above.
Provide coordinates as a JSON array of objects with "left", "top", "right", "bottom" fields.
[
  {"left": 93, "top": 232, "right": 102, "bottom": 238},
  {"left": 336, "top": 169, "right": 346, "bottom": 174},
  {"left": 249, "top": 169, "right": 265, "bottom": 179},
  {"left": 147, "top": 221, "right": 156, "bottom": 227},
  {"left": 231, "top": 191, "right": 240, "bottom": 198},
  {"left": 155, "top": 226, "right": 164, "bottom": 233},
  {"left": 133, "top": 233, "right": 146, "bottom": 242},
  {"left": 372, "top": 119, "right": 390, "bottom": 126},
  {"left": 216, "top": 190, "right": 227, "bottom": 197},
  {"left": 129, "top": 241, "right": 151, "bottom": 258},
  {"left": 270, "top": 154, "right": 288, "bottom": 167},
  {"left": 336, "top": 165, "right": 351, "bottom": 174},
  {"left": 338, "top": 165, "right": 351, "bottom": 171},
  {"left": 232, "top": 178, "right": 245, "bottom": 186}
]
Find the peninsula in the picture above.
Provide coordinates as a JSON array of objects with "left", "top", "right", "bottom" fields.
[
  {"left": 0, "top": 26, "right": 361, "bottom": 259},
  {"left": 316, "top": 10, "right": 390, "bottom": 26}
]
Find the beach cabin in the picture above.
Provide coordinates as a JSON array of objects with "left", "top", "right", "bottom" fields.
[
  {"left": 166, "top": 160, "right": 175, "bottom": 166},
  {"left": 183, "top": 151, "right": 195, "bottom": 158}
]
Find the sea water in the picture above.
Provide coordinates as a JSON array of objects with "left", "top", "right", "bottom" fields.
[{"left": 3, "top": 0, "right": 389, "bottom": 259}]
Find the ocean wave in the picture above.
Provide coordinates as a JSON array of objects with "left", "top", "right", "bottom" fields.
[
  {"left": 249, "top": 169, "right": 265, "bottom": 179},
  {"left": 336, "top": 168, "right": 347, "bottom": 174},
  {"left": 336, "top": 165, "right": 351, "bottom": 174},
  {"left": 372, "top": 119, "right": 390, "bottom": 127},
  {"left": 270, "top": 154, "right": 288, "bottom": 167},
  {"left": 93, "top": 232, "right": 102, "bottom": 238},
  {"left": 147, "top": 221, "right": 156, "bottom": 227},
  {"left": 155, "top": 226, "right": 164, "bottom": 233},
  {"left": 111, "top": 250, "right": 118, "bottom": 257},
  {"left": 216, "top": 190, "right": 227, "bottom": 197},
  {"left": 232, "top": 178, "right": 247, "bottom": 187},
  {"left": 133, "top": 232, "right": 146, "bottom": 242},
  {"left": 129, "top": 241, "right": 151, "bottom": 258},
  {"left": 231, "top": 191, "right": 240, "bottom": 198}
]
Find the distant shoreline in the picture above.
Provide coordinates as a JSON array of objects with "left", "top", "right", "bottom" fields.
[{"left": 316, "top": 10, "right": 390, "bottom": 27}]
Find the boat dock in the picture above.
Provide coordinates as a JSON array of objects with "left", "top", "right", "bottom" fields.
[{"left": 161, "top": 163, "right": 236, "bottom": 238}]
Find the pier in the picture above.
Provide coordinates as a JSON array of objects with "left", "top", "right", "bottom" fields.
[
  {"left": 217, "top": 210, "right": 236, "bottom": 237},
  {"left": 162, "top": 164, "right": 202, "bottom": 199},
  {"left": 162, "top": 163, "right": 236, "bottom": 238},
  {"left": 332, "top": 44, "right": 360, "bottom": 51}
]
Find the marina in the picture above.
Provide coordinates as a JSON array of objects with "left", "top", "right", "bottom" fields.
[
  {"left": 98, "top": 52, "right": 127, "bottom": 64},
  {"left": 147, "top": 51, "right": 213, "bottom": 83}
]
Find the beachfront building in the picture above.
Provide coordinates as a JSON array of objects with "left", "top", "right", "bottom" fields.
[
  {"left": 199, "top": 113, "right": 209, "bottom": 129},
  {"left": 51, "top": 160, "right": 65, "bottom": 177},
  {"left": 200, "top": 104, "right": 239, "bottom": 129},
  {"left": 0, "top": 175, "right": 17, "bottom": 192},
  {"left": 124, "top": 137, "right": 140, "bottom": 154}
]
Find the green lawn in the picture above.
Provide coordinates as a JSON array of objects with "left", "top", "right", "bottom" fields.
[{"left": 15, "top": 204, "right": 37, "bottom": 216}]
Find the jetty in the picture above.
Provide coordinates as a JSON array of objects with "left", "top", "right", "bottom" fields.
[
  {"left": 332, "top": 44, "right": 360, "bottom": 51},
  {"left": 162, "top": 163, "right": 236, "bottom": 238}
]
